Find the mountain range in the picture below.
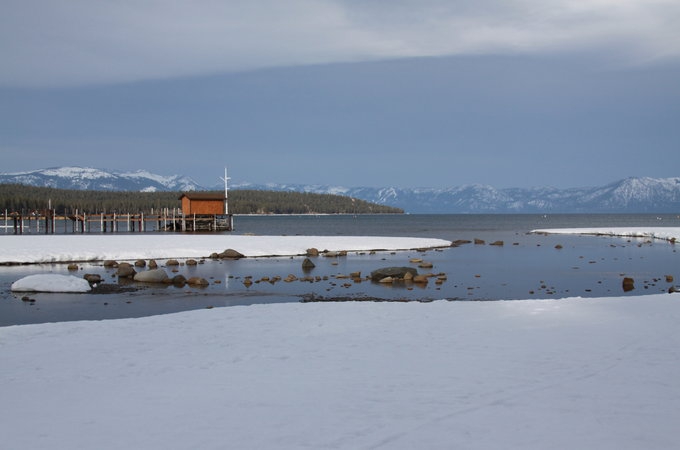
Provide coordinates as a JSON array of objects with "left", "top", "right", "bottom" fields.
[
  {"left": 1, "top": 167, "right": 679, "bottom": 214},
  {"left": 0, "top": 167, "right": 200, "bottom": 193}
]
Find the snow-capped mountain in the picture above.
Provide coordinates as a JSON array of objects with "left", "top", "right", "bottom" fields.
[
  {"left": 0, "top": 167, "right": 203, "bottom": 192},
  {"left": 232, "top": 177, "right": 680, "bottom": 213},
  {"left": 2, "top": 167, "right": 679, "bottom": 213}
]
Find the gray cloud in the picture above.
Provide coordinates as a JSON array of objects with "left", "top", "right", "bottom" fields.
[{"left": 2, "top": 0, "right": 679, "bottom": 87}]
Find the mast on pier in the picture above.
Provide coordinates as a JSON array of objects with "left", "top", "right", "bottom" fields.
[{"left": 220, "top": 167, "right": 230, "bottom": 215}]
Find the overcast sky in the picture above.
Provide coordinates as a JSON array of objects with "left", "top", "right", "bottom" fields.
[{"left": 1, "top": 0, "right": 679, "bottom": 189}]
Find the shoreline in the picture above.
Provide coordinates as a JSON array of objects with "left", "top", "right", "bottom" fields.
[
  {"left": 0, "top": 234, "right": 452, "bottom": 265},
  {"left": 532, "top": 226, "right": 680, "bottom": 243}
]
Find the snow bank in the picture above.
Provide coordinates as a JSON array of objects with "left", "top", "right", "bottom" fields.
[
  {"left": 0, "top": 234, "right": 451, "bottom": 264},
  {"left": 1, "top": 295, "right": 679, "bottom": 449},
  {"left": 2, "top": 228, "right": 679, "bottom": 448},
  {"left": 10, "top": 274, "right": 91, "bottom": 293},
  {"left": 532, "top": 226, "right": 680, "bottom": 241}
]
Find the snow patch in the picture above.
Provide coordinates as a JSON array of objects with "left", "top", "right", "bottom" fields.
[{"left": 10, "top": 274, "right": 92, "bottom": 292}]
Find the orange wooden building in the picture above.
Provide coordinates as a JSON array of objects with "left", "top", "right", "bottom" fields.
[{"left": 179, "top": 192, "right": 226, "bottom": 215}]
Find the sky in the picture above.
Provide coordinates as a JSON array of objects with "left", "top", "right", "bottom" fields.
[{"left": 1, "top": 0, "right": 679, "bottom": 189}]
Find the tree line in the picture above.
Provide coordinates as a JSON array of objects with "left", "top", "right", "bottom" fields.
[{"left": 0, "top": 184, "right": 403, "bottom": 215}]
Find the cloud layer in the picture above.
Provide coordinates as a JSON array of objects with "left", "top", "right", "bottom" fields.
[{"left": 2, "top": 0, "right": 680, "bottom": 87}]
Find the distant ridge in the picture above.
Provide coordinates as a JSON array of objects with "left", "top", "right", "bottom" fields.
[
  {"left": 1, "top": 167, "right": 679, "bottom": 213},
  {"left": 0, "top": 167, "right": 202, "bottom": 192},
  {"left": 230, "top": 177, "right": 680, "bottom": 213}
]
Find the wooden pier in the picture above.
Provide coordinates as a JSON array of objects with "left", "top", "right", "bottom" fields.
[{"left": 2, "top": 209, "right": 233, "bottom": 234}]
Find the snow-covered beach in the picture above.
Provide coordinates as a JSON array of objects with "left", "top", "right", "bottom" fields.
[
  {"left": 532, "top": 226, "right": 680, "bottom": 242},
  {"left": 0, "top": 234, "right": 451, "bottom": 264},
  {"left": 1, "top": 228, "right": 679, "bottom": 449}
]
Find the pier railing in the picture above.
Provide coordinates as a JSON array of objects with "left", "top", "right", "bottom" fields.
[{"left": 2, "top": 209, "right": 233, "bottom": 234}]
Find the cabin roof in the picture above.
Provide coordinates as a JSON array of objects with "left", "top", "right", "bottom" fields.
[{"left": 178, "top": 192, "right": 225, "bottom": 201}]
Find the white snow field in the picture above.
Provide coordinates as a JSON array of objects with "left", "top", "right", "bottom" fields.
[
  {"left": 2, "top": 296, "right": 679, "bottom": 450},
  {"left": 0, "top": 234, "right": 451, "bottom": 264},
  {"left": 1, "top": 230, "right": 679, "bottom": 449}
]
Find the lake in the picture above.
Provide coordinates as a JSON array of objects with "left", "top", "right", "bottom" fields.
[{"left": 1, "top": 213, "right": 678, "bottom": 326}]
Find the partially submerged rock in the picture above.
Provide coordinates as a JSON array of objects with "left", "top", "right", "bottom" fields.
[
  {"left": 219, "top": 249, "right": 244, "bottom": 259},
  {"left": 187, "top": 277, "right": 209, "bottom": 286},
  {"left": 370, "top": 267, "right": 418, "bottom": 282},
  {"left": 622, "top": 277, "right": 635, "bottom": 292},
  {"left": 83, "top": 274, "right": 102, "bottom": 284},
  {"left": 116, "top": 263, "right": 136, "bottom": 278},
  {"left": 133, "top": 269, "right": 170, "bottom": 283}
]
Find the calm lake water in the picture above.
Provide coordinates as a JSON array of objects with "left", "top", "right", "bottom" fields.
[{"left": 1, "top": 214, "right": 679, "bottom": 326}]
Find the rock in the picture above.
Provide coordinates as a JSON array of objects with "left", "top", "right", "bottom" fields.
[
  {"left": 666, "top": 275, "right": 674, "bottom": 283},
  {"left": 379, "top": 277, "right": 394, "bottom": 283},
  {"left": 418, "top": 262, "right": 434, "bottom": 269},
  {"left": 103, "top": 260, "right": 118, "bottom": 268},
  {"left": 413, "top": 275, "right": 429, "bottom": 284},
  {"left": 116, "top": 263, "right": 136, "bottom": 278},
  {"left": 209, "top": 252, "right": 220, "bottom": 259},
  {"left": 306, "top": 248, "right": 319, "bottom": 257},
  {"left": 474, "top": 239, "right": 485, "bottom": 245},
  {"left": 133, "top": 269, "right": 169, "bottom": 283},
  {"left": 302, "top": 258, "right": 316, "bottom": 270},
  {"left": 67, "top": 263, "right": 79, "bottom": 271},
  {"left": 219, "top": 249, "right": 244, "bottom": 259},
  {"left": 186, "top": 259, "right": 198, "bottom": 266},
  {"left": 148, "top": 259, "right": 158, "bottom": 269},
  {"left": 452, "top": 240, "right": 472, "bottom": 246},
  {"left": 489, "top": 241, "right": 504, "bottom": 246},
  {"left": 669, "top": 286, "right": 680, "bottom": 293},
  {"left": 555, "top": 244, "right": 563, "bottom": 249},
  {"left": 370, "top": 267, "right": 418, "bottom": 281},
  {"left": 166, "top": 259, "right": 180, "bottom": 266},
  {"left": 83, "top": 274, "right": 102, "bottom": 284},
  {"left": 622, "top": 277, "right": 635, "bottom": 292},
  {"left": 349, "top": 271, "right": 361, "bottom": 279},
  {"left": 187, "top": 277, "right": 209, "bottom": 286},
  {"left": 324, "top": 251, "right": 338, "bottom": 258},
  {"left": 134, "top": 259, "right": 146, "bottom": 267},
  {"left": 171, "top": 274, "right": 187, "bottom": 285}
]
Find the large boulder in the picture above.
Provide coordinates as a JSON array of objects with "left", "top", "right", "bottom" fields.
[
  {"left": 219, "top": 249, "right": 245, "bottom": 259},
  {"left": 116, "top": 263, "right": 136, "bottom": 278},
  {"left": 370, "top": 267, "right": 418, "bottom": 282},
  {"left": 134, "top": 269, "right": 170, "bottom": 283}
]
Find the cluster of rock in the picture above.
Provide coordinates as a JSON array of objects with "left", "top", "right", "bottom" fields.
[
  {"left": 369, "top": 264, "right": 447, "bottom": 286},
  {"left": 69, "top": 258, "right": 210, "bottom": 287},
  {"left": 623, "top": 274, "right": 679, "bottom": 293}
]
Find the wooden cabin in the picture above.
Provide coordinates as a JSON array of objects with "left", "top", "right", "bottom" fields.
[{"left": 179, "top": 192, "right": 226, "bottom": 215}]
